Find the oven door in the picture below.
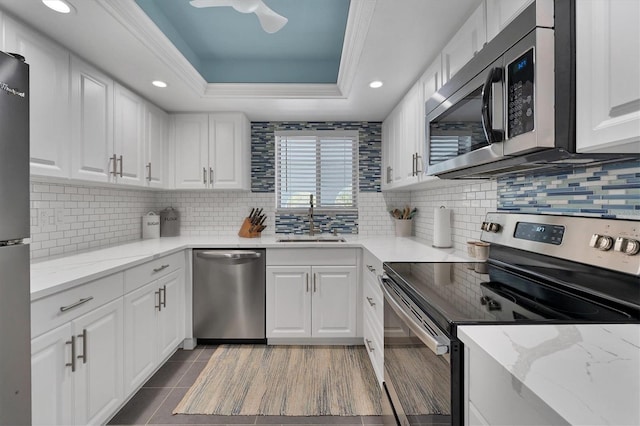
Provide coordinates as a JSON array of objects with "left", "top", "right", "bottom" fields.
[{"left": 379, "top": 274, "right": 453, "bottom": 426}]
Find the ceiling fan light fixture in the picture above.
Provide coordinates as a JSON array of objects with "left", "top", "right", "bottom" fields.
[
  {"left": 369, "top": 80, "right": 384, "bottom": 89},
  {"left": 231, "top": 0, "right": 261, "bottom": 14},
  {"left": 189, "top": 0, "right": 288, "bottom": 33},
  {"left": 42, "top": 0, "right": 74, "bottom": 14}
]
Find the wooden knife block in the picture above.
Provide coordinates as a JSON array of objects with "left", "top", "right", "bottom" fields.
[{"left": 238, "top": 217, "right": 261, "bottom": 238}]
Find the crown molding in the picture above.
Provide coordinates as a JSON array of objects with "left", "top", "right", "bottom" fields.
[
  {"left": 336, "top": 0, "right": 377, "bottom": 98},
  {"left": 96, "top": 0, "right": 374, "bottom": 100}
]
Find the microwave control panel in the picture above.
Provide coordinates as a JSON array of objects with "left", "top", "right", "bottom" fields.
[{"left": 507, "top": 48, "right": 535, "bottom": 138}]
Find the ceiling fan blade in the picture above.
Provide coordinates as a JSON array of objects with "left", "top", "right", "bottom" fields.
[
  {"left": 254, "top": 2, "right": 288, "bottom": 33},
  {"left": 189, "top": 0, "right": 233, "bottom": 8}
]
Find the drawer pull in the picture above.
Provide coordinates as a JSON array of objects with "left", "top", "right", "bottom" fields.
[
  {"left": 365, "top": 339, "right": 375, "bottom": 352},
  {"left": 306, "top": 273, "right": 309, "bottom": 292},
  {"left": 153, "top": 264, "right": 169, "bottom": 273},
  {"left": 60, "top": 296, "right": 94, "bottom": 312},
  {"left": 77, "top": 329, "right": 87, "bottom": 364},
  {"left": 366, "top": 265, "right": 375, "bottom": 273},
  {"left": 65, "top": 336, "right": 76, "bottom": 372},
  {"left": 366, "top": 296, "right": 376, "bottom": 307}
]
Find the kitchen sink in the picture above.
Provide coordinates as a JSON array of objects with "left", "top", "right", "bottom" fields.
[{"left": 276, "top": 236, "right": 346, "bottom": 243}]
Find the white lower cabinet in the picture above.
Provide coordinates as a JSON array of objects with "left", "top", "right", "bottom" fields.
[
  {"left": 31, "top": 298, "right": 124, "bottom": 426},
  {"left": 266, "top": 265, "right": 357, "bottom": 339},
  {"left": 124, "top": 267, "right": 185, "bottom": 394},
  {"left": 361, "top": 249, "right": 384, "bottom": 384}
]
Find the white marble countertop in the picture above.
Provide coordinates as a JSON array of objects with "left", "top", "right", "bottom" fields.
[
  {"left": 30, "top": 235, "right": 470, "bottom": 301},
  {"left": 458, "top": 324, "right": 640, "bottom": 426}
]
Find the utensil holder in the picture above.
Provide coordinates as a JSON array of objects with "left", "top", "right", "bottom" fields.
[
  {"left": 238, "top": 217, "right": 261, "bottom": 238},
  {"left": 394, "top": 219, "right": 413, "bottom": 237}
]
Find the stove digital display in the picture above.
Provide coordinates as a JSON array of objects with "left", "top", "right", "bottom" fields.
[{"left": 514, "top": 222, "right": 564, "bottom": 245}]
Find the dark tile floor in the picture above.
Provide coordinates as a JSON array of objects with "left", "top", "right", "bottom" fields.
[{"left": 108, "top": 346, "right": 387, "bottom": 426}]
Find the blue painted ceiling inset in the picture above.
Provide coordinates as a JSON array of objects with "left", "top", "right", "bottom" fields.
[{"left": 135, "top": 0, "right": 350, "bottom": 84}]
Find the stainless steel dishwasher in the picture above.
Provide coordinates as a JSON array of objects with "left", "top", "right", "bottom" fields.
[{"left": 193, "top": 249, "right": 266, "bottom": 342}]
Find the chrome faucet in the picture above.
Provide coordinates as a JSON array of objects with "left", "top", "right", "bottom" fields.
[{"left": 308, "top": 194, "right": 315, "bottom": 236}]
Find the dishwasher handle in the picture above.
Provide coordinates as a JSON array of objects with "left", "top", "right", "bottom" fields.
[{"left": 196, "top": 250, "right": 262, "bottom": 260}]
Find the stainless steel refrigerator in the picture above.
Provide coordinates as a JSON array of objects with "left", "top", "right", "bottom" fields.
[{"left": 0, "top": 50, "right": 31, "bottom": 425}]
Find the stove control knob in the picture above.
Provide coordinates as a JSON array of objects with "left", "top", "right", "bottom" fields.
[
  {"left": 489, "top": 223, "right": 501, "bottom": 233},
  {"left": 480, "top": 296, "right": 490, "bottom": 305},
  {"left": 614, "top": 237, "right": 640, "bottom": 256},
  {"left": 481, "top": 222, "right": 489, "bottom": 231},
  {"left": 487, "top": 299, "right": 501, "bottom": 311},
  {"left": 589, "top": 234, "right": 614, "bottom": 251}
]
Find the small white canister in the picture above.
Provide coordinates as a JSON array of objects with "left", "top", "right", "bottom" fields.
[{"left": 142, "top": 212, "right": 160, "bottom": 239}]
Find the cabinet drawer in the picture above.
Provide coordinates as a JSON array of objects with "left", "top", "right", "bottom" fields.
[
  {"left": 31, "top": 272, "right": 124, "bottom": 338},
  {"left": 124, "top": 251, "right": 184, "bottom": 293},
  {"left": 363, "top": 306, "right": 383, "bottom": 384},
  {"left": 362, "top": 248, "right": 383, "bottom": 277},
  {"left": 363, "top": 273, "right": 383, "bottom": 328},
  {"left": 267, "top": 248, "right": 357, "bottom": 266}
]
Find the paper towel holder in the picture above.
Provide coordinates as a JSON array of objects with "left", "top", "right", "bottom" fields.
[{"left": 432, "top": 205, "right": 453, "bottom": 248}]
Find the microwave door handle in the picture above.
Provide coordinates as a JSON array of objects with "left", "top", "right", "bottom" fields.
[{"left": 481, "top": 67, "right": 504, "bottom": 144}]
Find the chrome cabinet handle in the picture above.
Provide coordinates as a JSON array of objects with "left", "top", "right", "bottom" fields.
[
  {"left": 306, "top": 273, "right": 309, "bottom": 292},
  {"left": 313, "top": 273, "right": 317, "bottom": 293},
  {"left": 365, "top": 339, "right": 375, "bottom": 352},
  {"left": 412, "top": 153, "right": 416, "bottom": 176},
  {"left": 386, "top": 166, "right": 392, "bottom": 184},
  {"left": 415, "top": 153, "right": 422, "bottom": 174},
  {"left": 60, "top": 296, "right": 94, "bottom": 312},
  {"left": 366, "top": 265, "right": 375, "bottom": 273},
  {"left": 366, "top": 296, "right": 376, "bottom": 307},
  {"left": 152, "top": 264, "right": 169, "bottom": 273},
  {"left": 203, "top": 167, "right": 207, "bottom": 184},
  {"left": 109, "top": 154, "right": 118, "bottom": 176},
  {"left": 65, "top": 336, "right": 76, "bottom": 372},
  {"left": 161, "top": 285, "right": 167, "bottom": 308},
  {"left": 118, "top": 155, "right": 123, "bottom": 177},
  {"left": 209, "top": 167, "right": 213, "bottom": 185},
  {"left": 155, "top": 289, "right": 162, "bottom": 311},
  {"left": 146, "top": 162, "right": 152, "bottom": 182},
  {"left": 77, "top": 329, "right": 87, "bottom": 364}
]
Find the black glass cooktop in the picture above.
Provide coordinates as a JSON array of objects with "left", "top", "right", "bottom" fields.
[{"left": 384, "top": 248, "right": 640, "bottom": 337}]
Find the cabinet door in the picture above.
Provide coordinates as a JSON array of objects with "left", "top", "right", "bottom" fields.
[
  {"left": 145, "top": 102, "right": 168, "bottom": 188},
  {"left": 390, "top": 105, "right": 404, "bottom": 184},
  {"left": 381, "top": 118, "right": 394, "bottom": 189},
  {"left": 114, "top": 83, "right": 145, "bottom": 186},
  {"left": 486, "top": 0, "right": 534, "bottom": 42},
  {"left": 421, "top": 56, "right": 442, "bottom": 108},
  {"left": 403, "top": 82, "right": 424, "bottom": 181},
  {"left": 31, "top": 324, "right": 74, "bottom": 426},
  {"left": 442, "top": 3, "right": 487, "bottom": 85},
  {"left": 173, "top": 114, "right": 209, "bottom": 189},
  {"left": 266, "top": 266, "right": 311, "bottom": 338},
  {"left": 73, "top": 298, "right": 124, "bottom": 426},
  {"left": 123, "top": 282, "right": 158, "bottom": 395},
  {"left": 70, "top": 56, "right": 114, "bottom": 182},
  {"left": 4, "top": 17, "right": 70, "bottom": 178},
  {"left": 157, "top": 270, "right": 185, "bottom": 361},
  {"left": 209, "top": 113, "right": 250, "bottom": 190},
  {"left": 576, "top": 0, "right": 640, "bottom": 153},
  {"left": 311, "top": 266, "right": 357, "bottom": 338}
]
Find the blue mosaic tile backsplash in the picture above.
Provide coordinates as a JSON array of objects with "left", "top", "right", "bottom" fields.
[
  {"left": 497, "top": 160, "right": 640, "bottom": 218},
  {"left": 251, "top": 121, "right": 381, "bottom": 234}
]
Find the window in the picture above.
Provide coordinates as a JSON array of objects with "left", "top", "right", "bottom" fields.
[{"left": 276, "top": 131, "right": 358, "bottom": 211}]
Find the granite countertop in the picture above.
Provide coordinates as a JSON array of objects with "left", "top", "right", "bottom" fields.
[
  {"left": 458, "top": 324, "right": 640, "bottom": 426},
  {"left": 30, "top": 235, "right": 470, "bottom": 300}
]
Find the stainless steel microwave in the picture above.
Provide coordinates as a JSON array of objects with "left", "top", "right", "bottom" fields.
[{"left": 425, "top": 0, "right": 633, "bottom": 179}]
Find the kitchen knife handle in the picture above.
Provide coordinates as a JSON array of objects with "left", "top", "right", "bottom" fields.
[
  {"left": 65, "top": 336, "right": 76, "bottom": 372},
  {"left": 203, "top": 167, "right": 206, "bottom": 184},
  {"left": 77, "top": 329, "right": 87, "bottom": 364}
]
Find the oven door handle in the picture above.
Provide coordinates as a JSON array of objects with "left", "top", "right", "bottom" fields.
[{"left": 378, "top": 274, "right": 450, "bottom": 356}]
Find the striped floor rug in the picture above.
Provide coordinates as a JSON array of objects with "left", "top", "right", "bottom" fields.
[{"left": 173, "top": 345, "right": 383, "bottom": 416}]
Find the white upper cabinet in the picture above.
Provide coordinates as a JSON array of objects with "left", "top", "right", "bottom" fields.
[
  {"left": 114, "top": 83, "right": 145, "bottom": 186},
  {"left": 173, "top": 114, "right": 209, "bottom": 189},
  {"left": 485, "top": 0, "right": 534, "bottom": 43},
  {"left": 145, "top": 102, "right": 168, "bottom": 188},
  {"left": 442, "top": 2, "right": 487, "bottom": 85},
  {"left": 421, "top": 55, "right": 442, "bottom": 104},
  {"left": 70, "top": 56, "right": 114, "bottom": 183},
  {"left": 381, "top": 118, "right": 394, "bottom": 190},
  {"left": 208, "top": 113, "right": 250, "bottom": 190},
  {"left": 3, "top": 17, "right": 71, "bottom": 178},
  {"left": 576, "top": 0, "right": 640, "bottom": 154},
  {"left": 173, "top": 112, "right": 250, "bottom": 190}
]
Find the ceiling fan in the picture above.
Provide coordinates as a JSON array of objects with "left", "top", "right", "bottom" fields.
[{"left": 189, "top": 0, "right": 288, "bottom": 34}]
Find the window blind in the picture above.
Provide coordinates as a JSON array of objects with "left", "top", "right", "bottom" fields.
[{"left": 276, "top": 133, "right": 358, "bottom": 211}]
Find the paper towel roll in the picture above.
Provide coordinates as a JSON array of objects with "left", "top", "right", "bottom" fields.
[{"left": 433, "top": 206, "right": 452, "bottom": 248}]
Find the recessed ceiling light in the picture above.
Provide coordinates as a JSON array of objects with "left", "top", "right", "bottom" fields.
[
  {"left": 152, "top": 80, "right": 168, "bottom": 88},
  {"left": 42, "top": 0, "right": 74, "bottom": 14},
  {"left": 369, "top": 80, "right": 383, "bottom": 89}
]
